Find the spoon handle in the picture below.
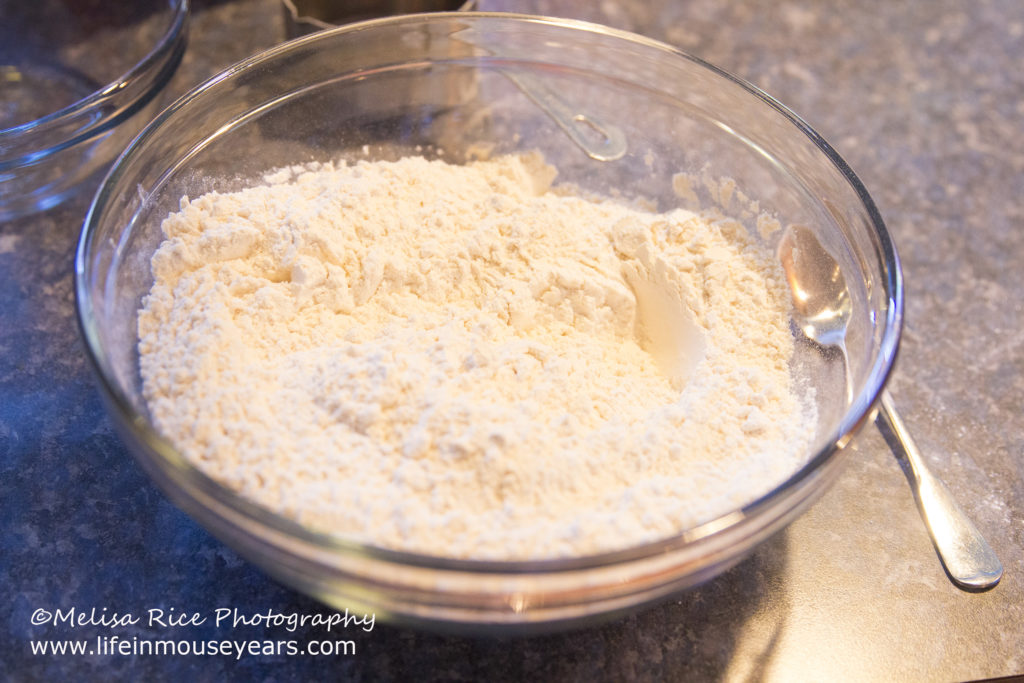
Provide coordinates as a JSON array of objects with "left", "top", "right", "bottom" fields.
[
  {"left": 500, "top": 69, "right": 628, "bottom": 162},
  {"left": 875, "top": 391, "right": 1003, "bottom": 590}
]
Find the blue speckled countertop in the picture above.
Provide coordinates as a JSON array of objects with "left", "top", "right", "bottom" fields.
[{"left": 2, "top": 0, "right": 1022, "bottom": 679}]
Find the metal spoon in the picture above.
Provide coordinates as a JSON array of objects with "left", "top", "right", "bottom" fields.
[{"left": 778, "top": 223, "right": 1002, "bottom": 591}]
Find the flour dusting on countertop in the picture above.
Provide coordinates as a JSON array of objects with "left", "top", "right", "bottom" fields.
[{"left": 138, "top": 153, "right": 815, "bottom": 560}]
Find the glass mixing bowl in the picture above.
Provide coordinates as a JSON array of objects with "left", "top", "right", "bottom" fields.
[
  {"left": 0, "top": 0, "right": 189, "bottom": 220},
  {"left": 75, "top": 13, "right": 901, "bottom": 632}
]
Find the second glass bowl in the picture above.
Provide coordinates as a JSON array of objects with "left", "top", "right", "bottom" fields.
[{"left": 0, "top": 0, "right": 189, "bottom": 220}]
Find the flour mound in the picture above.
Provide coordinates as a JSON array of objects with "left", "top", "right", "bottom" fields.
[{"left": 138, "top": 153, "right": 814, "bottom": 560}]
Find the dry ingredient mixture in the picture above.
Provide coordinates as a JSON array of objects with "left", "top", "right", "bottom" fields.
[{"left": 138, "top": 153, "right": 815, "bottom": 560}]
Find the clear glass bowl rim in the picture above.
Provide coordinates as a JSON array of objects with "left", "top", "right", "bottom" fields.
[
  {"left": 75, "top": 11, "right": 904, "bottom": 576},
  {"left": 0, "top": 0, "right": 190, "bottom": 155}
]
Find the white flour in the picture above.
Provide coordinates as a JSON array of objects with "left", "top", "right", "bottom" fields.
[{"left": 138, "top": 153, "right": 814, "bottom": 560}]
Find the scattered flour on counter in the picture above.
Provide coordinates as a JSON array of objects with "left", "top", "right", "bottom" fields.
[{"left": 138, "top": 152, "right": 815, "bottom": 560}]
